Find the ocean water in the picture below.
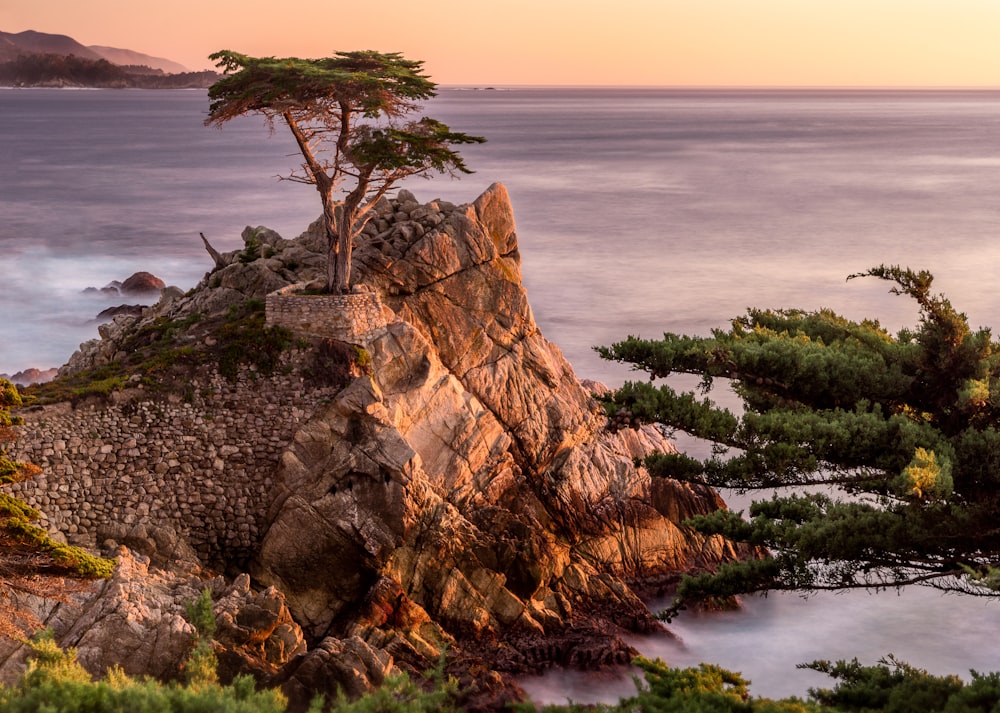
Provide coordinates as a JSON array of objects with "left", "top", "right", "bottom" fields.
[{"left": 4, "top": 87, "right": 1000, "bottom": 699}]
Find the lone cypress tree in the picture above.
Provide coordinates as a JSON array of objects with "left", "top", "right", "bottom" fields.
[
  {"left": 599, "top": 265, "right": 1000, "bottom": 616},
  {"left": 205, "top": 50, "right": 485, "bottom": 294}
]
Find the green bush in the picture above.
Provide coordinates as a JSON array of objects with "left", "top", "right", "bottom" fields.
[
  {"left": 183, "top": 589, "right": 219, "bottom": 688},
  {"left": 0, "top": 379, "right": 22, "bottom": 409},
  {"left": 0, "top": 630, "right": 287, "bottom": 713}
]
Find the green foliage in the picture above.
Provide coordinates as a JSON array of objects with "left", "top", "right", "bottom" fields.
[
  {"left": 301, "top": 339, "right": 371, "bottom": 389},
  {"left": 71, "top": 375, "right": 126, "bottom": 399},
  {"left": 26, "top": 301, "right": 294, "bottom": 401},
  {"left": 624, "top": 657, "right": 817, "bottom": 712},
  {"left": 216, "top": 301, "right": 292, "bottom": 381},
  {"left": 0, "top": 456, "right": 18, "bottom": 479},
  {"left": 353, "top": 345, "right": 372, "bottom": 373},
  {"left": 0, "top": 629, "right": 466, "bottom": 713},
  {"left": 523, "top": 655, "right": 1000, "bottom": 713},
  {"left": 517, "top": 657, "right": 818, "bottom": 712},
  {"left": 894, "top": 447, "right": 953, "bottom": 500},
  {"left": 804, "top": 656, "right": 964, "bottom": 712},
  {"left": 241, "top": 231, "right": 262, "bottom": 263},
  {"left": 7, "top": 632, "right": 1000, "bottom": 713},
  {"left": 0, "top": 379, "right": 22, "bottom": 410},
  {"left": 26, "top": 363, "right": 129, "bottom": 405},
  {"left": 599, "top": 265, "right": 1000, "bottom": 609},
  {"left": 0, "top": 494, "right": 115, "bottom": 578},
  {"left": 0, "top": 629, "right": 287, "bottom": 713},
  {"left": 183, "top": 589, "right": 219, "bottom": 688}
]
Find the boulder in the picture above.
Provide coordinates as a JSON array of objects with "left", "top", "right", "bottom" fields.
[
  {"left": 97, "top": 304, "right": 146, "bottom": 320},
  {"left": 120, "top": 271, "right": 166, "bottom": 296}
]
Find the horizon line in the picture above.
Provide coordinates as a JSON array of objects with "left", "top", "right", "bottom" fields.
[{"left": 439, "top": 83, "right": 1000, "bottom": 91}]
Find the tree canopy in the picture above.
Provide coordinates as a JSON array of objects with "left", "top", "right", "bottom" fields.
[
  {"left": 598, "top": 265, "right": 1000, "bottom": 616},
  {"left": 205, "top": 50, "right": 484, "bottom": 294}
]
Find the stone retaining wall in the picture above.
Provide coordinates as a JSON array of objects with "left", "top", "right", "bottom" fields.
[
  {"left": 265, "top": 287, "right": 387, "bottom": 344},
  {"left": 8, "top": 356, "right": 339, "bottom": 565}
]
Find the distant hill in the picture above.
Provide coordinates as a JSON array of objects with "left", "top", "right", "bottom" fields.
[
  {"left": 0, "top": 29, "right": 101, "bottom": 63},
  {"left": 0, "top": 29, "right": 215, "bottom": 88},
  {"left": 87, "top": 45, "right": 188, "bottom": 74},
  {"left": 0, "top": 29, "right": 191, "bottom": 75}
]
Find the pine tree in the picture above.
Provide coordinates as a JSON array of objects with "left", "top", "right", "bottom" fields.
[{"left": 599, "top": 265, "right": 1000, "bottom": 615}]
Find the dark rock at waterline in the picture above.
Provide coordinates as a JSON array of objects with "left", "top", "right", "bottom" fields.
[
  {"left": 97, "top": 304, "right": 146, "bottom": 320},
  {"left": 82, "top": 272, "right": 166, "bottom": 298},
  {"left": 82, "top": 285, "right": 123, "bottom": 297}
]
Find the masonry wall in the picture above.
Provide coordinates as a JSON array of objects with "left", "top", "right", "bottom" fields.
[
  {"left": 8, "top": 356, "right": 340, "bottom": 565},
  {"left": 265, "top": 287, "right": 387, "bottom": 344}
]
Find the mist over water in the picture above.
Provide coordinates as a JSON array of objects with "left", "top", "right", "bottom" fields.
[{"left": 4, "top": 87, "right": 1000, "bottom": 700}]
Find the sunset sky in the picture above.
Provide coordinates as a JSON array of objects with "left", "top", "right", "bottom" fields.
[{"left": 5, "top": 0, "right": 1000, "bottom": 86}]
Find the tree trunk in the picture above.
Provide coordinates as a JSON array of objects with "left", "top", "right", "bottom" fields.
[
  {"left": 321, "top": 194, "right": 343, "bottom": 294},
  {"left": 330, "top": 187, "right": 367, "bottom": 294},
  {"left": 199, "top": 232, "right": 226, "bottom": 270},
  {"left": 332, "top": 207, "right": 353, "bottom": 294}
]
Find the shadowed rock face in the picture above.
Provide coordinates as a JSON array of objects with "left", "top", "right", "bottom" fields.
[{"left": 253, "top": 183, "right": 742, "bottom": 688}]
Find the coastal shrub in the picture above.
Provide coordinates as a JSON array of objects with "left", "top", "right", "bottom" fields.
[
  {"left": 0, "top": 630, "right": 287, "bottom": 713},
  {"left": 0, "top": 379, "right": 22, "bottom": 409},
  {"left": 0, "top": 457, "right": 15, "bottom": 478},
  {"left": 240, "top": 232, "right": 262, "bottom": 263},
  {"left": 71, "top": 375, "right": 126, "bottom": 400},
  {"left": 215, "top": 302, "right": 292, "bottom": 381},
  {"left": 521, "top": 655, "right": 1000, "bottom": 712},
  {"left": 26, "top": 364, "right": 126, "bottom": 405},
  {"left": 353, "top": 346, "right": 372, "bottom": 373},
  {"left": 5, "top": 633, "right": 1000, "bottom": 712},
  {"left": 303, "top": 339, "right": 367, "bottom": 389},
  {"left": 0, "top": 628, "right": 464, "bottom": 713},
  {"left": 183, "top": 588, "right": 219, "bottom": 688}
]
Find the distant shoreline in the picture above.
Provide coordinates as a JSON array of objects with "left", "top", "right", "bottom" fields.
[{"left": 0, "top": 54, "right": 218, "bottom": 89}]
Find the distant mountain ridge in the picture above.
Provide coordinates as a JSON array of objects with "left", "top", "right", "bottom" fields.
[{"left": 0, "top": 29, "right": 188, "bottom": 73}]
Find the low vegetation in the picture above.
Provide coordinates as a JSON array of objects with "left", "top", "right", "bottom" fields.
[
  {"left": 6, "top": 632, "right": 1000, "bottom": 713},
  {"left": 25, "top": 299, "right": 296, "bottom": 404}
]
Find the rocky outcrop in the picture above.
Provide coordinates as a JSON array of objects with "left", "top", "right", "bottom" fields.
[
  {"left": 248, "top": 184, "right": 740, "bottom": 691},
  {"left": 0, "top": 547, "right": 308, "bottom": 687},
  {"left": 0, "top": 367, "right": 58, "bottom": 386},
  {"left": 8, "top": 183, "right": 745, "bottom": 707}
]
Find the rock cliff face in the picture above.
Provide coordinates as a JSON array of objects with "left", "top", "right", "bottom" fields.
[{"left": 8, "top": 184, "right": 742, "bottom": 707}]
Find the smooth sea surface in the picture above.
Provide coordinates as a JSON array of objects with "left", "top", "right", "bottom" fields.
[{"left": 4, "top": 87, "right": 1000, "bottom": 701}]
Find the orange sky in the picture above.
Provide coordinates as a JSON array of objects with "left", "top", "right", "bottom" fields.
[{"left": 4, "top": 0, "right": 1000, "bottom": 86}]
